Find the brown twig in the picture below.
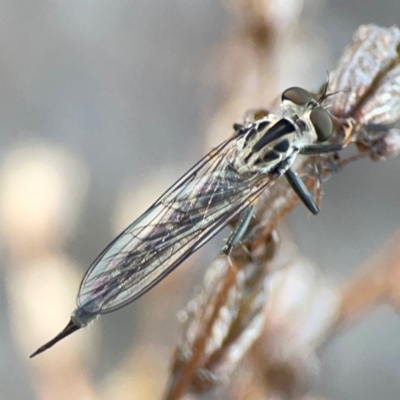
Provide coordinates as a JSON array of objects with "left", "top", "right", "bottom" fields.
[{"left": 166, "top": 23, "right": 400, "bottom": 400}]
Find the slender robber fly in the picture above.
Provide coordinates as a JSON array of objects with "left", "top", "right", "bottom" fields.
[{"left": 30, "top": 86, "right": 342, "bottom": 358}]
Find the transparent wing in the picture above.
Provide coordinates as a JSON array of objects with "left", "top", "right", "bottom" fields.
[{"left": 78, "top": 136, "right": 273, "bottom": 314}]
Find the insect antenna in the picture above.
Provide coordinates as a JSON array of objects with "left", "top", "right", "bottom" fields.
[{"left": 318, "top": 71, "right": 347, "bottom": 103}]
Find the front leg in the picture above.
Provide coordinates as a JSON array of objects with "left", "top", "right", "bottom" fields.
[
  {"left": 299, "top": 143, "right": 343, "bottom": 155},
  {"left": 285, "top": 168, "right": 319, "bottom": 215}
]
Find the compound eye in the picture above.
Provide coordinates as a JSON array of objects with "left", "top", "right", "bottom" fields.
[
  {"left": 281, "top": 87, "right": 316, "bottom": 106},
  {"left": 310, "top": 107, "right": 332, "bottom": 142}
]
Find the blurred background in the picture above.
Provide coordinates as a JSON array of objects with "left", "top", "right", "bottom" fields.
[{"left": 0, "top": 0, "right": 399, "bottom": 399}]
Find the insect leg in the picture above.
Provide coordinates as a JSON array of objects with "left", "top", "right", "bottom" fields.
[
  {"left": 313, "top": 163, "right": 322, "bottom": 210},
  {"left": 222, "top": 205, "right": 255, "bottom": 255},
  {"left": 299, "top": 143, "right": 343, "bottom": 155},
  {"left": 285, "top": 168, "right": 319, "bottom": 215}
]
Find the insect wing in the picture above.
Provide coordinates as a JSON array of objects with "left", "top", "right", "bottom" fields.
[{"left": 77, "top": 136, "right": 270, "bottom": 314}]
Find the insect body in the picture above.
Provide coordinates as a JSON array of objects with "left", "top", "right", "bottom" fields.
[{"left": 30, "top": 87, "right": 341, "bottom": 358}]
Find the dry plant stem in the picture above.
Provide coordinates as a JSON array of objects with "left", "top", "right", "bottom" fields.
[
  {"left": 166, "top": 261, "right": 239, "bottom": 400},
  {"left": 202, "top": 236, "right": 278, "bottom": 370},
  {"left": 336, "top": 229, "right": 400, "bottom": 329},
  {"left": 249, "top": 343, "right": 299, "bottom": 398},
  {"left": 167, "top": 233, "right": 278, "bottom": 398},
  {"left": 167, "top": 243, "right": 276, "bottom": 399},
  {"left": 167, "top": 24, "right": 400, "bottom": 400}
]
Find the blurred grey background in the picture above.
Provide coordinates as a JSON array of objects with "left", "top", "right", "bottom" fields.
[{"left": 0, "top": 1, "right": 399, "bottom": 399}]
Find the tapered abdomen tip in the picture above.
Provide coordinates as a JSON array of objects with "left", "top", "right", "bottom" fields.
[{"left": 30, "top": 319, "right": 81, "bottom": 358}]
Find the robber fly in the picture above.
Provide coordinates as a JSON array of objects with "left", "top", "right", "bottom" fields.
[{"left": 30, "top": 86, "right": 342, "bottom": 358}]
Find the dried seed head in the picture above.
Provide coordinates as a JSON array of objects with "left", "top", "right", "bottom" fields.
[
  {"left": 368, "top": 128, "right": 400, "bottom": 161},
  {"left": 326, "top": 24, "right": 400, "bottom": 127},
  {"left": 167, "top": 235, "right": 279, "bottom": 398},
  {"left": 224, "top": 257, "right": 339, "bottom": 399}
]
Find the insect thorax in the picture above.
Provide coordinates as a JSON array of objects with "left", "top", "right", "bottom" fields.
[{"left": 233, "top": 115, "right": 299, "bottom": 176}]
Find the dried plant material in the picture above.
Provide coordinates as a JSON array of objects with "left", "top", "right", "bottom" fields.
[
  {"left": 167, "top": 24, "right": 400, "bottom": 400},
  {"left": 336, "top": 229, "right": 400, "bottom": 327},
  {"left": 227, "top": 257, "right": 337, "bottom": 400},
  {"left": 167, "top": 233, "right": 278, "bottom": 399},
  {"left": 367, "top": 127, "right": 400, "bottom": 161},
  {"left": 325, "top": 25, "right": 400, "bottom": 160},
  {"left": 326, "top": 25, "right": 400, "bottom": 126}
]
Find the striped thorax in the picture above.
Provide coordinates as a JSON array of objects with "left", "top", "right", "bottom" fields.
[{"left": 234, "top": 87, "right": 333, "bottom": 176}]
